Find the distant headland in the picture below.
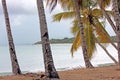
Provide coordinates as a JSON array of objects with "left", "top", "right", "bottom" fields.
[
  {"left": 34, "top": 36, "right": 116, "bottom": 44},
  {"left": 34, "top": 37, "right": 74, "bottom": 44}
]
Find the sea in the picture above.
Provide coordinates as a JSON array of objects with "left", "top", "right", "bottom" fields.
[{"left": 0, "top": 43, "right": 118, "bottom": 75}]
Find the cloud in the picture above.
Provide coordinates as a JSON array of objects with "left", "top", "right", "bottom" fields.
[
  {"left": 0, "top": 0, "right": 37, "bottom": 15},
  {"left": 10, "top": 15, "right": 25, "bottom": 27},
  {"left": 0, "top": 0, "right": 38, "bottom": 27},
  {"left": 0, "top": 0, "right": 73, "bottom": 45}
]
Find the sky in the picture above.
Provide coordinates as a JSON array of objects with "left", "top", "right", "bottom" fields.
[
  {"left": 0, "top": 0, "right": 115, "bottom": 45},
  {"left": 0, "top": 0, "right": 74, "bottom": 45}
]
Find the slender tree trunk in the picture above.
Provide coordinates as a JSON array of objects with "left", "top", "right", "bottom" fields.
[
  {"left": 96, "top": 39, "right": 118, "bottom": 65},
  {"left": 37, "top": 0, "right": 59, "bottom": 79},
  {"left": 98, "top": 1, "right": 117, "bottom": 50},
  {"left": 2, "top": 0, "right": 21, "bottom": 75},
  {"left": 101, "top": 9, "right": 117, "bottom": 34},
  {"left": 72, "top": 0, "right": 93, "bottom": 68},
  {"left": 92, "top": 18, "right": 117, "bottom": 50},
  {"left": 98, "top": 0, "right": 117, "bottom": 34},
  {"left": 112, "top": 0, "right": 120, "bottom": 66}
]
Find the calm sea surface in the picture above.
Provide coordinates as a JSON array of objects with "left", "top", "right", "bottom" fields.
[{"left": 0, "top": 44, "right": 118, "bottom": 75}]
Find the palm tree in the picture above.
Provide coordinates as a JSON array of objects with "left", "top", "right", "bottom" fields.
[
  {"left": 47, "top": 0, "right": 94, "bottom": 68},
  {"left": 96, "top": 0, "right": 120, "bottom": 66},
  {"left": 36, "top": 0, "right": 59, "bottom": 79},
  {"left": 52, "top": 1, "right": 118, "bottom": 64},
  {"left": 112, "top": 0, "right": 120, "bottom": 66},
  {"left": 2, "top": 0, "right": 21, "bottom": 75},
  {"left": 96, "top": 0, "right": 118, "bottom": 50},
  {"left": 69, "top": 0, "right": 94, "bottom": 68}
]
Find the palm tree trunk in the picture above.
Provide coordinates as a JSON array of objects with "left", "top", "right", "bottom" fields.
[
  {"left": 96, "top": 39, "right": 118, "bottom": 65},
  {"left": 98, "top": 1, "right": 118, "bottom": 50},
  {"left": 72, "top": 0, "right": 93, "bottom": 68},
  {"left": 112, "top": 0, "right": 120, "bottom": 66},
  {"left": 92, "top": 18, "right": 117, "bottom": 50},
  {"left": 2, "top": 0, "right": 21, "bottom": 75},
  {"left": 37, "top": 0, "right": 59, "bottom": 79},
  {"left": 98, "top": 0, "right": 117, "bottom": 34},
  {"left": 101, "top": 9, "right": 117, "bottom": 34}
]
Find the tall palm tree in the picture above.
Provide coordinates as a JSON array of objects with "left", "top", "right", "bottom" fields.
[
  {"left": 2, "top": 0, "right": 21, "bottom": 75},
  {"left": 95, "top": 0, "right": 120, "bottom": 66},
  {"left": 36, "top": 0, "right": 59, "bottom": 79},
  {"left": 112, "top": 0, "right": 120, "bottom": 66},
  {"left": 53, "top": 0, "right": 118, "bottom": 64},
  {"left": 96, "top": 0, "right": 120, "bottom": 66},
  {"left": 71, "top": 0, "right": 94, "bottom": 68},
  {"left": 47, "top": 0, "right": 94, "bottom": 68}
]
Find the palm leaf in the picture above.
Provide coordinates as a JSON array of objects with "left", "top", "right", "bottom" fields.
[
  {"left": 71, "top": 31, "right": 82, "bottom": 57},
  {"left": 95, "top": 0, "right": 111, "bottom": 9},
  {"left": 94, "top": 18, "right": 110, "bottom": 43},
  {"left": 52, "top": 11, "right": 75, "bottom": 21},
  {"left": 84, "top": 25, "right": 96, "bottom": 59},
  {"left": 46, "top": 0, "right": 57, "bottom": 11},
  {"left": 58, "top": 0, "right": 74, "bottom": 10},
  {"left": 71, "top": 19, "right": 79, "bottom": 35},
  {"left": 71, "top": 17, "right": 88, "bottom": 35},
  {"left": 91, "top": 9, "right": 103, "bottom": 18},
  {"left": 100, "top": 0, "right": 111, "bottom": 8},
  {"left": 91, "top": 8, "right": 113, "bottom": 18}
]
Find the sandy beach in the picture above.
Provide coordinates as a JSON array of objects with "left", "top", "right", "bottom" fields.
[{"left": 0, "top": 65, "right": 120, "bottom": 80}]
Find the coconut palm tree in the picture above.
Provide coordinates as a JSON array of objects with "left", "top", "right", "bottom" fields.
[
  {"left": 2, "top": 0, "right": 21, "bottom": 75},
  {"left": 47, "top": 0, "right": 94, "bottom": 68},
  {"left": 95, "top": 0, "right": 120, "bottom": 66},
  {"left": 112, "top": 0, "right": 120, "bottom": 66},
  {"left": 53, "top": 9, "right": 117, "bottom": 64},
  {"left": 72, "top": 0, "right": 94, "bottom": 68},
  {"left": 52, "top": 0, "right": 118, "bottom": 64},
  {"left": 36, "top": 0, "right": 59, "bottom": 79}
]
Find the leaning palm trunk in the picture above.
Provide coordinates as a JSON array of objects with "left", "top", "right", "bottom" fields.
[
  {"left": 2, "top": 0, "right": 21, "bottom": 75},
  {"left": 112, "top": 0, "right": 120, "bottom": 66},
  {"left": 101, "top": 9, "right": 117, "bottom": 34},
  {"left": 37, "top": 0, "right": 59, "bottom": 79},
  {"left": 72, "top": 0, "right": 93, "bottom": 68},
  {"left": 98, "top": 1, "right": 117, "bottom": 50},
  {"left": 98, "top": 0, "right": 117, "bottom": 34},
  {"left": 96, "top": 39, "right": 118, "bottom": 65}
]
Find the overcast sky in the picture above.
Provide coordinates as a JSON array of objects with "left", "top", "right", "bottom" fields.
[
  {"left": 0, "top": 0, "right": 74, "bottom": 45},
  {"left": 0, "top": 0, "right": 115, "bottom": 45}
]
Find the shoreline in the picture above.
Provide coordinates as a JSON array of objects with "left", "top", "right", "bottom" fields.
[
  {"left": 0, "top": 65, "right": 120, "bottom": 80},
  {"left": 0, "top": 63, "right": 115, "bottom": 76}
]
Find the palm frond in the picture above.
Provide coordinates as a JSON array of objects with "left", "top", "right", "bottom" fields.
[
  {"left": 71, "top": 19, "right": 79, "bottom": 35},
  {"left": 46, "top": 0, "right": 57, "bottom": 11},
  {"left": 96, "top": 0, "right": 111, "bottom": 9},
  {"left": 53, "top": 11, "right": 75, "bottom": 21},
  {"left": 84, "top": 25, "right": 96, "bottom": 59},
  {"left": 101, "top": 0, "right": 111, "bottom": 8},
  {"left": 71, "top": 31, "right": 82, "bottom": 57},
  {"left": 91, "top": 9, "right": 103, "bottom": 18},
  {"left": 94, "top": 18, "right": 110, "bottom": 43},
  {"left": 71, "top": 17, "right": 89, "bottom": 35},
  {"left": 58, "top": 0, "right": 74, "bottom": 10}
]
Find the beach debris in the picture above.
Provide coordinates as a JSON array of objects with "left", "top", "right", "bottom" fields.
[{"left": 22, "top": 72, "right": 47, "bottom": 80}]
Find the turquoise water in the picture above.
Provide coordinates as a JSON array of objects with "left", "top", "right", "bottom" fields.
[{"left": 0, "top": 44, "right": 118, "bottom": 75}]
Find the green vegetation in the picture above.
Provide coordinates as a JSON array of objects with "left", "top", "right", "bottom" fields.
[
  {"left": 34, "top": 36, "right": 116, "bottom": 44},
  {"left": 34, "top": 37, "right": 74, "bottom": 44}
]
